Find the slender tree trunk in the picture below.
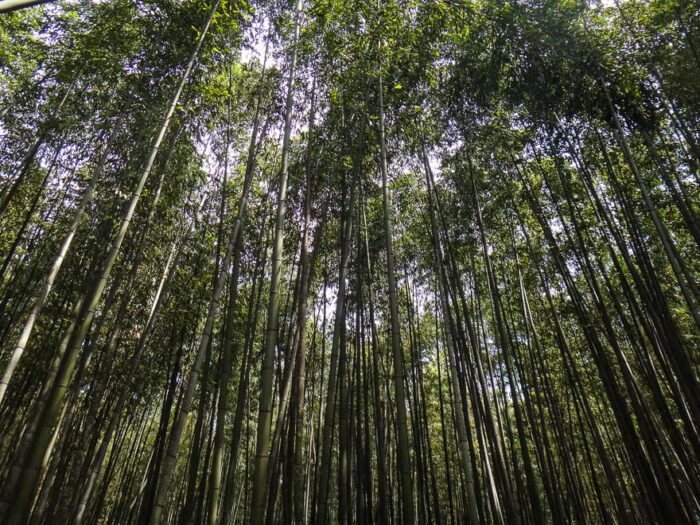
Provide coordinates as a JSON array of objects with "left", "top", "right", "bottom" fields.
[
  {"left": 220, "top": 211, "right": 269, "bottom": 520},
  {"left": 250, "top": 2, "right": 302, "bottom": 522},
  {"left": 377, "top": 54, "right": 414, "bottom": 525},
  {"left": 314, "top": 169, "right": 358, "bottom": 525},
  {"left": 291, "top": 76, "right": 318, "bottom": 524},
  {"left": 422, "top": 149, "right": 480, "bottom": 525},
  {"left": 0, "top": 0, "right": 54, "bottom": 14}
]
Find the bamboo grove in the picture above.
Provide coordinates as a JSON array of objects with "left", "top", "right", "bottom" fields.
[{"left": 0, "top": 0, "right": 698, "bottom": 522}]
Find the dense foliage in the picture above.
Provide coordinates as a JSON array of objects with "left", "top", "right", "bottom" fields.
[{"left": 0, "top": 0, "right": 698, "bottom": 523}]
